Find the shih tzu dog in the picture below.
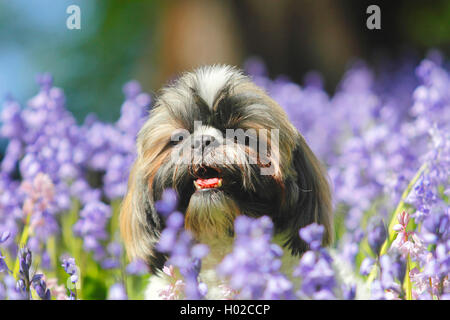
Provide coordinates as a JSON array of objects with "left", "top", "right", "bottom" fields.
[{"left": 120, "top": 65, "right": 333, "bottom": 299}]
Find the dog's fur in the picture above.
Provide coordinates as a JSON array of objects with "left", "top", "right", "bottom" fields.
[{"left": 120, "top": 65, "right": 333, "bottom": 299}]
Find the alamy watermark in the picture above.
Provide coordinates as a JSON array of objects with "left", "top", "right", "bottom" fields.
[
  {"left": 170, "top": 121, "right": 279, "bottom": 176},
  {"left": 66, "top": 5, "right": 81, "bottom": 30},
  {"left": 366, "top": 5, "right": 381, "bottom": 30},
  {"left": 65, "top": 5, "right": 380, "bottom": 31}
]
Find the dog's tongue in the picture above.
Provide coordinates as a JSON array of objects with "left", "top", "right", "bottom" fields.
[{"left": 195, "top": 177, "right": 222, "bottom": 189}]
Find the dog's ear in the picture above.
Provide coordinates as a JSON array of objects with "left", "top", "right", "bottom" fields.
[
  {"left": 120, "top": 161, "right": 166, "bottom": 273},
  {"left": 282, "top": 133, "right": 333, "bottom": 255}
]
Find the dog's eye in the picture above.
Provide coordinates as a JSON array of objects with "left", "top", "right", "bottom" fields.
[
  {"left": 171, "top": 135, "right": 183, "bottom": 145},
  {"left": 170, "top": 129, "right": 188, "bottom": 146}
]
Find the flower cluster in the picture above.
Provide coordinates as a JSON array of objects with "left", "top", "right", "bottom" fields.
[
  {"left": 394, "top": 208, "right": 449, "bottom": 299},
  {"left": 16, "top": 247, "right": 51, "bottom": 300},
  {"left": 294, "top": 224, "right": 337, "bottom": 299},
  {"left": 73, "top": 202, "right": 111, "bottom": 260},
  {"left": 217, "top": 216, "right": 294, "bottom": 299},
  {"left": 61, "top": 257, "right": 79, "bottom": 300},
  {"left": 0, "top": 74, "right": 150, "bottom": 288}
]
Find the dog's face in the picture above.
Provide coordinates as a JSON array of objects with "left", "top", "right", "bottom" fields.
[{"left": 120, "top": 65, "right": 332, "bottom": 272}]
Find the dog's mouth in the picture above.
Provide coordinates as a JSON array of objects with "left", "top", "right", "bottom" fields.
[
  {"left": 193, "top": 177, "right": 223, "bottom": 190},
  {"left": 192, "top": 167, "right": 223, "bottom": 191}
]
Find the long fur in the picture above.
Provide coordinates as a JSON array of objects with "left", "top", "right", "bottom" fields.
[{"left": 120, "top": 65, "right": 333, "bottom": 297}]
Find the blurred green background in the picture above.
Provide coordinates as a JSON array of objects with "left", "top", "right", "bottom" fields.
[{"left": 0, "top": 0, "right": 449, "bottom": 124}]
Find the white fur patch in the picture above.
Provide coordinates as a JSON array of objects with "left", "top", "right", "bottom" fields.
[{"left": 194, "top": 65, "right": 236, "bottom": 109}]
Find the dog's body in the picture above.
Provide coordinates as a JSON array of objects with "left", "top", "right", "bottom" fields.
[{"left": 120, "top": 65, "right": 333, "bottom": 299}]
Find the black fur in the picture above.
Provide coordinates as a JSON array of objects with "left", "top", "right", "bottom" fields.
[{"left": 275, "top": 135, "right": 332, "bottom": 255}]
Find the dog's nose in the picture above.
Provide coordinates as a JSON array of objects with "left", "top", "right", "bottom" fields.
[{"left": 192, "top": 134, "right": 216, "bottom": 151}]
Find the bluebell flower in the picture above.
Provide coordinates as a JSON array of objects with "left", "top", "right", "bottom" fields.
[
  {"left": 107, "top": 283, "right": 128, "bottom": 300},
  {"left": 360, "top": 257, "right": 375, "bottom": 276},
  {"left": 217, "top": 216, "right": 294, "bottom": 300},
  {"left": 367, "top": 217, "right": 387, "bottom": 256},
  {"left": 62, "top": 257, "right": 79, "bottom": 284},
  {"left": 0, "top": 231, "right": 10, "bottom": 244},
  {"left": 299, "top": 223, "right": 325, "bottom": 250},
  {"left": 73, "top": 201, "right": 111, "bottom": 260},
  {"left": 31, "top": 274, "right": 51, "bottom": 300},
  {"left": 155, "top": 189, "right": 178, "bottom": 217},
  {"left": 126, "top": 258, "right": 149, "bottom": 275}
]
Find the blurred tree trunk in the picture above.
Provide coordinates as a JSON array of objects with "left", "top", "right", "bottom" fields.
[
  {"left": 152, "top": 0, "right": 243, "bottom": 88},
  {"left": 145, "top": 0, "right": 361, "bottom": 91},
  {"left": 234, "top": 0, "right": 360, "bottom": 88}
]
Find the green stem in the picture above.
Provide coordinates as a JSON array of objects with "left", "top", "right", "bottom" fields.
[
  {"left": 404, "top": 254, "right": 412, "bottom": 300},
  {"left": 110, "top": 198, "right": 122, "bottom": 238}
]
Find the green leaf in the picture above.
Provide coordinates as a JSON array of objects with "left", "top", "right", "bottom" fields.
[
  {"left": 404, "top": 255, "right": 413, "bottom": 300},
  {"left": 82, "top": 275, "right": 108, "bottom": 300}
]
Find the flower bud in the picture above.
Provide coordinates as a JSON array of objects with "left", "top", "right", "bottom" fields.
[{"left": 367, "top": 217, "right": 387, "bottom": 256}]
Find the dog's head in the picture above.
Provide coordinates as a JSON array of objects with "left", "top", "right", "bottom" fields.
[{"left": 120, "top": 65, "right": 332, "bottom": 272}]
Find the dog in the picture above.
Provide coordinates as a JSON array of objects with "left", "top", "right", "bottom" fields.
[{"left": 120, "top": 65, "right": 333, "bottom": 299}]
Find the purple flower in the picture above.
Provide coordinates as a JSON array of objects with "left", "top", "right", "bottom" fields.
[
  {"left": 217, "top": 216, "right": 294, "bottom": 300},
  {"left": 367, "top": 217, "right": 387, "bottom": 256},
  {"left": 421, "top": 206, "right": 449, "bottom": 245},
  {"left": 73, "top": 201, "right": 111, "bottom": 260},
  {"left": 0, "top": 251, "right": 10, "bottom": 273},
  {"left": 405, "top": 175, "right": 436, "bottom": 221},
  {"left": 360, "top": 257, "right": 375, "bottom": 276},
  {"left": 0, "top": 282, "right": 5, "bottom": 300},
  {"left": 3, "top": 275, "right": 25, "bottom": 300},
  {"left": 293, "top": 223, "right": 340, "bottom": 299},
  {"left": 62, "top": 257, "right": 79, "bottom": 284},
  {"left": 101, "top": 241, "right": 123, "bottom": 269},
  {"left": 342, "top": 284, "right": 357, "bottom": 300},
  {"left": 390, "top": 252, "right": 407, "bottom": 284},
  {"left": 16, "top": 247, "right": 33, "bottom": 299},
  {"left": 31, "top": 274, "right": 51, "bottom": 300},
  {"left": 0, "top": 99, "right": 24, "bottom": 140},
  {"left": 155, "top": 189, "right": 178, "bottom": 217},
  {"left": 294, "top": 250, "right": 337, "bottom": 299},
  {"left": 61, "top": 257, "right": 79, "bottom": 299},
  {"left": 299, "top": 223, "right": 325, "bottom": 251},
  {"left": 0, "top": 231, "right": 10, "bottom": 244},
  {"left": 126, "top": 258, "right": 149, "bottom": 275}
]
